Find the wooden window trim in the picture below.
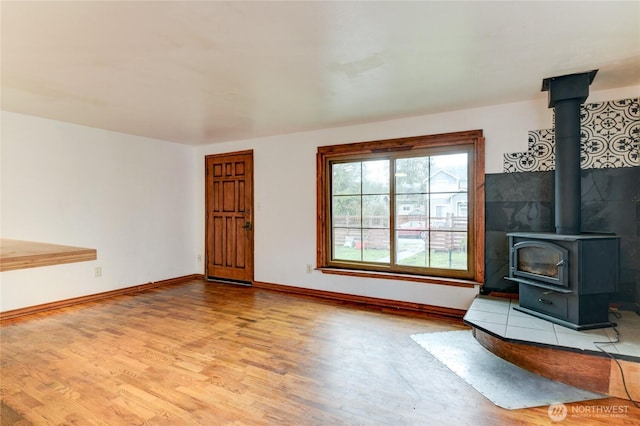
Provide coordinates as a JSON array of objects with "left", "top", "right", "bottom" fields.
[{"left": 316, "top": 130, "right": 485, "bottom": 286}]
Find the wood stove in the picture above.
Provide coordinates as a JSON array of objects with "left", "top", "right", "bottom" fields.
[
  {"left": 506, "top": 70, "right": 620, "bottom": 330},
  {"left": 508, "top": 232, "right": 619, "bottom": 330}
]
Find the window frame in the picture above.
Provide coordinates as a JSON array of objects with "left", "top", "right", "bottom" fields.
[{"left": 316, "top": 130, "right": 485, "bottom": 287}]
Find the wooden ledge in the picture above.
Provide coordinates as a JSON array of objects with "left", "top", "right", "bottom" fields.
[{"left": 0, "top": 239, "right": 97, "bottom": 272}]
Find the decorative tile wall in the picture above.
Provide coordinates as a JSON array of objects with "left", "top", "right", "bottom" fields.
[
  {"left": 504, "top": 98, "right": 639, "bottom": 172},
  {"left": 491, "top": 97, "right": 640, "bottom": 305}
]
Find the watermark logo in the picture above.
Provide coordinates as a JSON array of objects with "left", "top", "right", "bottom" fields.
[
  {"left": 547, "top": 403, "right": 629, "bottom": 421},
  {"left": 548, "top": 403, "right": 568, "bottom": 422}
]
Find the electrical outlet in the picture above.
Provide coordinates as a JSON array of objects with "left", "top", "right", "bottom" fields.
[
  {"left": 306, "top": 264, "right": 312, "bottom": 274},
  {"left": 94, "top": 266, "right": 102, "bottom": 278},
  {"left": 197, "top": 254, "right": 202, "bottom": 262}
]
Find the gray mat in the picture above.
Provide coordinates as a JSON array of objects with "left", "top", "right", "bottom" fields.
[{"left": 411, "top": 330, "right": 606, "bottom": 409}]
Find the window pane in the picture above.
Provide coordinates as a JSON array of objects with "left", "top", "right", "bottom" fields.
[
  {"left": 332, "top": 195, "right": 361, "bottom": 227},
  {"left": 362, "top": 228, "right": 390, "bottom": 263},
  {"left": 431, "top": 193, "right": 468, "bottom": 228},
  {"left": 362, "top": 193, "right": 390, "bottom": 263},
  {"left": 396, "top": 231, "right": 467, "bottom": 269},
  {"left": 362, "top": 160, "right": 389, "bottom": 194},
  {"left": 395, "top": 152, "right": 469, "bottom": 270},
  {"left": 333, "top": 231, "right": 363, "bottom": 261},
  {"left": 428, "top": 231, "right": 468, "bottom": 269},
  {"left": 396, "top": 194, "right": 427, "bottom": 234},
  {"left": 332, "top": 160, "right": 392, "bottom": 265},
  {"left": 332, "top": 162, "right": 361, "bottom": 195},
  {"left": 396, "top": 233, "right": 428, "bottom": 265},
  {"left": 452, "top": 196, "right": 468, "bottom": 226},
  {"left": 396, "top": 193, "right": 426, "bottom": 213},
  {"left": 332, "top": 192, "right": 363, "bottom": 261},
  {"left": 332, "top": 227, "right": 391, "bottom": 264},
  {"left": 363, "top": 195, "right": 389, "bottom": 224},
  {"left": 396, "top": 156, "right": 429, "bottom": 194},
  {"left": 429, "top": 153, "right": 468, "bottom": 193}
]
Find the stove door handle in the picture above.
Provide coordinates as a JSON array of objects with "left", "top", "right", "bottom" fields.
[{"left": 538, "top": 298, "right": 553, "bottom": 305}]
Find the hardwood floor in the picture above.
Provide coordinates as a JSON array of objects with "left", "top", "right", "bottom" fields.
[{"left": 1, "top": 279, "right": 637, "bottom": 425}]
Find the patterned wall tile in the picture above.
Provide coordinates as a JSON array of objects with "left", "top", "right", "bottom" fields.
[
  {"left": 581, "top": 98, "right": 639, "bottom": 168},
  {"left": 504, "top": 97, "right": 639, "bottom": 173},
  {"left": 503, "top": 129, "right": 555, "bottom": 173}
]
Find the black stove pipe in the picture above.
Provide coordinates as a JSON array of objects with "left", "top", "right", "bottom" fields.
[{"left": 541, "top": 70, "right": 597, "bottom": 235}]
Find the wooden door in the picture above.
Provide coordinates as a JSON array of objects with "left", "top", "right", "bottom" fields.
[{"left": 205, "top": 151, "right": 254, "bottom": 284}]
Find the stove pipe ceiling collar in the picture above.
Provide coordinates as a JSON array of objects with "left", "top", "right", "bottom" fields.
[{"left": 541, "top": 70, "right": 598, "bottom": 235}]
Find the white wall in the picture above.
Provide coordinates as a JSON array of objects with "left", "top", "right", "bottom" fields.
[
  {"left": 1, "top": 112, "right": 197, "bottom": 312},
  {"left": 194, "top": 85, "right": 639, "bottom": 311},
  {"left": 1, "top": 85, "right": 636, "bottom": 313}
]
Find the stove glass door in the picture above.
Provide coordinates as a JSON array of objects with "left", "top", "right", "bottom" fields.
[{"left": 511, "top": 240, "right": 568, "bottom": 287}]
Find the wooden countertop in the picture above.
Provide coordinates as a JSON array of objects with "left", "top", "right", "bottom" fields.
[{"left": 0, "top": 239, "right": 97, "bottom": 272}]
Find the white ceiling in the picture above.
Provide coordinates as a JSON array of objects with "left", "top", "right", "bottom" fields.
[{"left": 2, "top": 1, "right": 639, "bottom": 145}]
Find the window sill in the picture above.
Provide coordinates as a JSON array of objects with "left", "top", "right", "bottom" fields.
[{"left": 317, "top": 267, "right": 481, "bottom": 288}]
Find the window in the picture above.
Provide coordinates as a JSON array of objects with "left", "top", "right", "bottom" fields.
[{"left": 316, "top": 130, "right": 484, "bottom": 285}]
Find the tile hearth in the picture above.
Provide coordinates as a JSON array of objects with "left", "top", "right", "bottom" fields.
[{"left": 464, "top": 296, "right": 640, "bottom": 361}]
